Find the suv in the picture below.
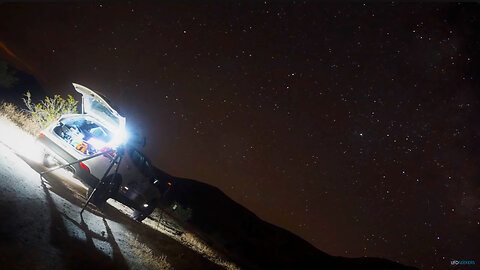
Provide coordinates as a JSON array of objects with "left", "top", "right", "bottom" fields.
[{"left": 37, "top": 83, "right": 164, "bottom": 221}]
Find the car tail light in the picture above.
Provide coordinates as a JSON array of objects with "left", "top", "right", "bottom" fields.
[
  {"left": 107, "top": 151, "right": 116, "bottom": 159},
  {"left": 100, "top": 147, "right": 116, "bottom": 159},
  {"left": 80, "top": 162, "right": 90, "bottom": 173},
  {"left": 39, "top": 133, "right": 45, "bottom": 137}
]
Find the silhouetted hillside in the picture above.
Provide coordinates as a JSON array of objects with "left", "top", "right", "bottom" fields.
[
  {"left": 155, "top": 168, "right": 419, "bottom": 270},
  {"left": 0, "top": 61, "right": 47, "bottom": 106}
]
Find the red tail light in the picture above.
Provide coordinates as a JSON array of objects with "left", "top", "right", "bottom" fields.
[
  {"left": 39, "top": 133, "right": 45, "bottom": 137},
  {"left": 100, "top": 147, "right": 116, "bottom": 159},
  {"left": 107, "top": 151, "right": 116, "bottom": 159},
  {"left": 80, "top": 162, "right": 90, "bottom": 173}
]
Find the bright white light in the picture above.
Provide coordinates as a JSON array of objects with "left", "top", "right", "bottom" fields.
[
  {"left": 57, "top": 168, "right": 75, "bottom": 180},
  {"left": 110, "top": 128, "right": 128, "bottom": 147},
  {"left": 0, "top": 117, "right": 44, "bottom": 163},
  {"left": 45, "top": 154, "right": 55, "bottom": 165},
  {"left": 143, "top": 204, "right": 149, "bottom": 208},
  {"left": 86, "top": 137, "right": 107, "bottom": 149}
]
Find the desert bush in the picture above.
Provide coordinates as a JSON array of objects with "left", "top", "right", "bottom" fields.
[
  {"left": 23, "top": 91, "right": 78, "bottom": 128},
  {"left": 0, "top": 102, "right": 41, "bottom": 135}
]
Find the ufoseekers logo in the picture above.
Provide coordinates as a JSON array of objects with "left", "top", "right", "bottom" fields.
[{"left": 450, "top": 260, "right": 475, "bottom": 265}]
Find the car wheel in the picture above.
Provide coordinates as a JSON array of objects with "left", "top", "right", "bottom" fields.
[
  {"left": 87, "top": 174, "right": 122, "bottom": 208},
  {"left": 132, "top": 199, "right": 158, "bottom": 222}
]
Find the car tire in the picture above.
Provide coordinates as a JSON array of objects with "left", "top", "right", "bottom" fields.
[
  {"left": 86, "top": 174, "right": 122, "bottom": 208},
  {"left": 132, "top": 199, "right": 158, "bottom": 222}
]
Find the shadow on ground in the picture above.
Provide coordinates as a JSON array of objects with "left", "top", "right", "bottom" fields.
[
  {"left": 40, "top": 175, "right": 130, "bottom": 270},
  {"left": 13, "top": 154, "right": 223, "bottom": 270}
]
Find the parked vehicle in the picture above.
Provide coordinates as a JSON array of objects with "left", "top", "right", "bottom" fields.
[{"left": 37, "top": 83, "right": 165, "bottom": 221}]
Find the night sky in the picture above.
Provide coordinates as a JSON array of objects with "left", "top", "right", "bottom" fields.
[{"left": 0, "top": 2, "right": 479, "bottom": 269}]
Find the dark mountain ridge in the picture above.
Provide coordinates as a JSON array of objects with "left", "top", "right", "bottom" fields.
[
  {"left": 0, "top": 61, "right": 47, "bottom": 106},
  {"left": 157, "top": 169, "right": 419, "bottom": 270}
]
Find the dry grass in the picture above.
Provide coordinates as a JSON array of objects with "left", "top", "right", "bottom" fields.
[
  {"left": 180, "top": 232, "right": 240, "bottom": 270},
  {"left": 181, "top": 232, "right": 217, "bottom": 258},
  {"left": 0, "top": 102, "right": 41, "bottom": 135},
  {"left": 125, "top": 232, "right": 173, "bottom": 270}
]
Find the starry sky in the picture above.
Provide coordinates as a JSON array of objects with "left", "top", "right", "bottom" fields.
[{"left": 0, "top": 2, "right": 479, "bottom": 269}]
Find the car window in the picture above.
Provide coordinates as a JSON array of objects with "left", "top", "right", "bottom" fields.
[{"left": 84, "top": 96, "right": 120, "bottom": 127}]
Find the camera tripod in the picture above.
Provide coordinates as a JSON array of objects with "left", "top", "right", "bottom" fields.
[{"left": 40, "top": 145, "right": 125, "bottom": 215}]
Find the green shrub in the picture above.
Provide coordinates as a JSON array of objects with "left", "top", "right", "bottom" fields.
[{"left": 23, "top": 91, "right": 78, "bottom": 128}]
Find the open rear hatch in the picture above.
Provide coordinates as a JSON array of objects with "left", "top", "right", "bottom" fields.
[
  {"left": 72, "top": 83, "right": 127, "bottom": 146},
  {"left": 53, "top": 115, "right": 115, "bottom": 156},
  {"left": 51, "top": 83, "right": 127, "bottom": 156}
]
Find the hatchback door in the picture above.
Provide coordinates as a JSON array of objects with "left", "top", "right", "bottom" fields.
[{"left": 72, "top": 83, "right": 126, "bottom": 146}]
